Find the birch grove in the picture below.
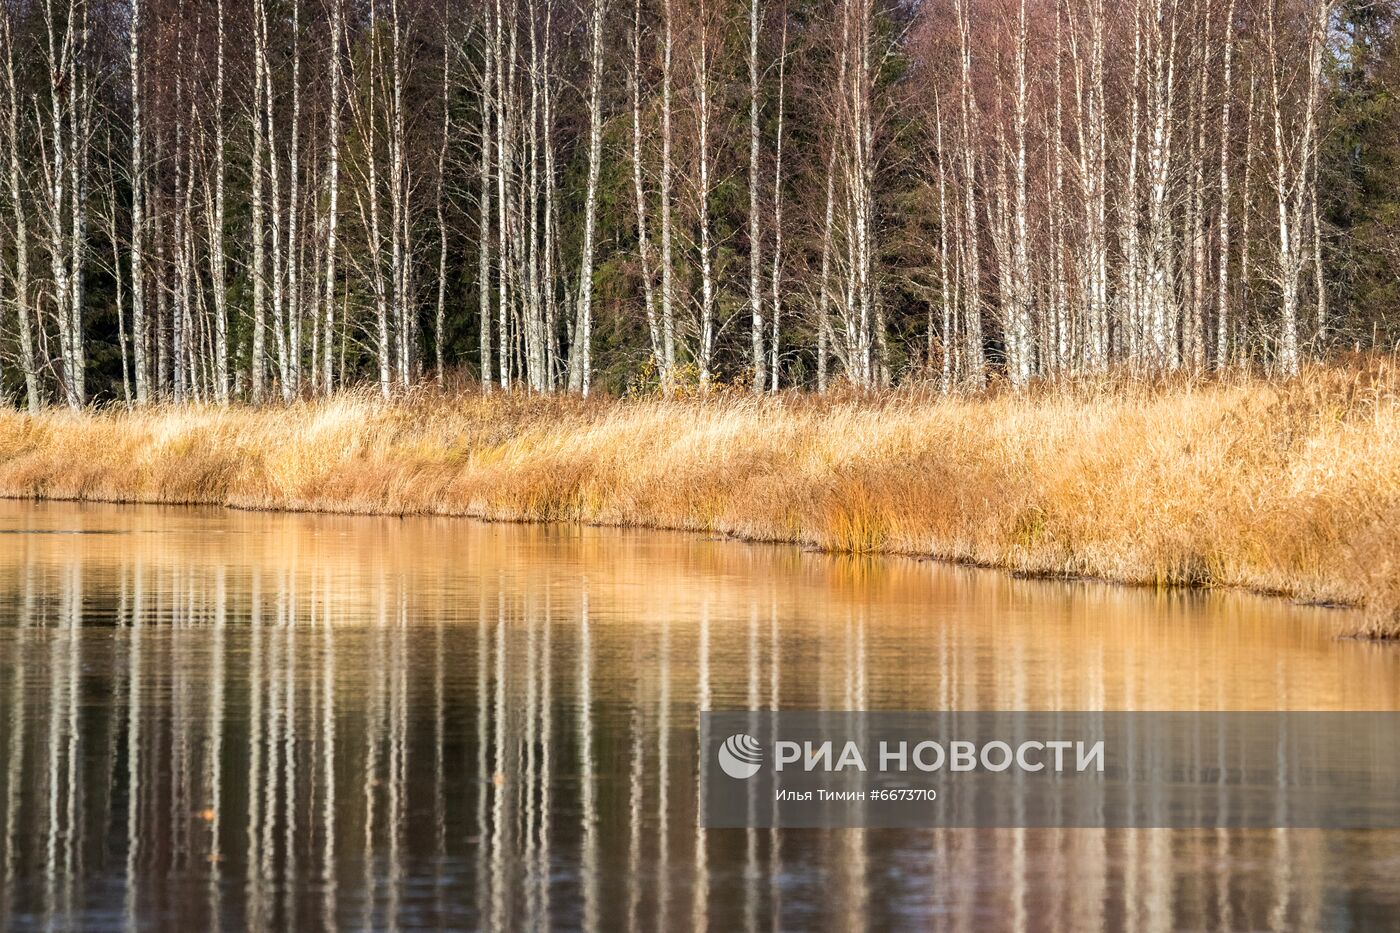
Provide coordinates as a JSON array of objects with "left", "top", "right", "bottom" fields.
[{"left": 0, "top": 0, "right": 1383, "bottom": 406}]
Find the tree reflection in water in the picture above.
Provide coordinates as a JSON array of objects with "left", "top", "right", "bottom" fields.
[{"left": 1, "top": 500, "right": 1399, "bottom": 931}]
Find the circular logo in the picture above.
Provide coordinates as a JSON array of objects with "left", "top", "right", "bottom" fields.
[{"left": 717, "top": 733, "right": 764, "bottom": 779}]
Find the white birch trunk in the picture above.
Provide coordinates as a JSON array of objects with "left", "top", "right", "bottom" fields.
[
  {"left": 570, "top": 0, "right": 605, "bottom": 396},
  {"left": 494, "top": 0, "right": 511, "bottom": 390},
  {"left": 435, "top": 6, "right": 450, "bottom": 387},
  {"left": 390, "top": 0, "right": 410, "bottom": 388},
  {"left": 542, "top": 0, "right": 559, "bottom": 386},
  {"left": 768, "top": 19, "right": 786, "bottom": 392},
  {"left": 1216, "top": 0, "right": 1236, "bottom": 368},
  {"left": 954, "top": 0, "right": 984, "bottom": 387},
  {"left": 1144, "top": 0, "right": 1179, "bottom": 370},
  {"left": 629, "top": 0, "right": 662, "bottom": 375},
  {"left": 43, "top": 0, "right": 79, "bottom": 407},
  {"left": 207, "top": 0, "right": 229, "bottom": 402},
  {"left": 694, "top": 3, "right": 715, "bottom": 385},
  {"left": 287, "top": 0, "right": 303, "bottom": 397},
  {"left": 1267, "top": 0, "right": 1328, "bottom": 375},
  {"left": 1008, "top": 0, "right": 1034, "bottom": 387},
  {"left": 1238, "top": 68, "right": 1255, "bottom": 366},
  {"left": 478, "top": 0, "right": 493, "bottom": 390},
  {"left": 323, "top": 0, "right": 343, "bottom": 394},
  {"left": 747, "top": 0, "right": 764, "bottom": 392},
  {"left": 1121, "top": 0, "right": 1145, "bottom": 364},
  {"left": 659, "top": 0, "right": 677, "bottom": 386},
  {"left": 249, "top": 0, "right": 268, "bottom": 401},
  {"left": 933, "top": 89, "right": 953, "bottom": 389},
  {"left": 258, "top": 0, "right": 290, "bottom": 400},
  {"left": 1, "top": 9, "right": 38, "bottom": 411},
  {"left": 128, "top": 0, "right": 148, "bottom": 403},
  {"left": 815, "top": 146, "right": 837, "bottom": 393}
]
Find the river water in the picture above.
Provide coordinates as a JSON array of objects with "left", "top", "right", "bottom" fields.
[{"left": 0, "top": 500, "right": 1397, "bottom": 931}]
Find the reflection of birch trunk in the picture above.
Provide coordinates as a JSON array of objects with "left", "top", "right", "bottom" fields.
[{"left": 579, "top": 586, "right": 598, "bottom": 929}]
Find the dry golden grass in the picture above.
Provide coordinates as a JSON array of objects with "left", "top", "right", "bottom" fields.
[{"left": 2, "top": 360, "right": 1399, "bottom": 635}]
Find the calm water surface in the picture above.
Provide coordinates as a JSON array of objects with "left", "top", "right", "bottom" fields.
[{"left": 1, "top": 500, "right": 1399, "bottom": 931}]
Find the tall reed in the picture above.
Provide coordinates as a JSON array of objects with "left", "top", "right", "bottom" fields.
[{"left": 2, "top": 361, "right": 1397, "bottom": 635}]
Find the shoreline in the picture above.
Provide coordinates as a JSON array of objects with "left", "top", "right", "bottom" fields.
[
  {"left": 1, "top": 366, "right": 1397, "bottom": 636},
  {"left": 0, "top": 489, "right": 1357, "bottom": 613}
]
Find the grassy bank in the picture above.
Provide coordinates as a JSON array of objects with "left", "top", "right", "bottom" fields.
[{"left": 2, "top": 363, "right": 1398, "bottom": 636}]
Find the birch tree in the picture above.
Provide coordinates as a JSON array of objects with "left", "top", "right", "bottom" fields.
[
  {"left": 570, "top": 0, "right": 606, "bottom": 395},
  {"left": 659, "top": 0, "right": 677, "bottom": 386},
  {"left": 747, "top": 0, "right": 764, "bottom": 391},
  {"left": 1, "top": 4, "right": 38, "bottom": 411},
  {"left": 767, "top": 13, "right": 786, "bottom": 391},
  {"left": 208, "top": 0, "right": 229, "bottom": 402},
  {"left": 41, "top": 0, "right": 90, "bottom": 407},
  {"left": 250, "top": 0, "right": 269, "bottom": 400},
  {"left": 323, "top": 0, "right": 344, "bottom": 393},
  {"left": 1215, "top": 0, "right": 1236, "bottom": 368},
  {"left": 630, "top": 0, "right": 663, "bottom": 374},
  {"left": 693, "top": 0, "right": 716, "bottom": 385},
  {"left": 0, "top": 0, "right": 1379, "bottom": 403},
  {"left": 435, "top": 3, "right": 451, "bottom": 386},
  {"left": 1267, "top": 0, "right": 1330, "bottom": 375},
  {"left": 953, "top": 0, "right": 984, "bottom": 387}
]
